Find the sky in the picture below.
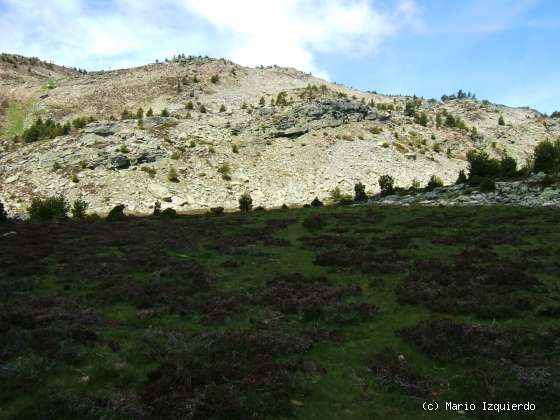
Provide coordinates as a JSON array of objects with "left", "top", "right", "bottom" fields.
[{"left": 1, "top": 0, "right": 559, "bottom": 113}]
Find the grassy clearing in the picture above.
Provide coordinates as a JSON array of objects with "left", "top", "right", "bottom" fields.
[
  {"left": 1, "top": 97, "right": 36, "bottom": 139},
  {"left": 0, "top": 204, "right": 559, "bottom": 419}
]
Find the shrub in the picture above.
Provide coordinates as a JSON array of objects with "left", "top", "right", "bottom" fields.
[
  {"left": 329, "top": 187, "right": 342, "bottom": 203},
  {"left": 239, "top": 192, "right": 253, "bottom": 212},
  {"left": 210, "top": 206, "right": 224, "bottom": 215},
  {"left": 71, "top": 199, "right": 88, "bottom": 219},
  {"left": 370, "top": 126, "right": 383, "bottom": 135},
  {"left": 232, "top": 144, "right": 239, "bottom": 153},
  {"left": 479, "top": 176, "right": 496, "bottom": 192},
  {"left": 161, "top": 208, "right": 177, "bottom": 217},
  {"left": 146, "top": 108, "right": 154, "bottom": 117},
  {"left": 455, "top": 170, "right": 468, "bottom": 184},
  {"left": 500, "top": 155, "right": 518, "bottom": 178},
  {"left": 28, "top": 196, "right": 69, "bottom": 221},
  {"left": 414, "top": 112, "right": 428, "bottom": 127},
  {"left": 106, "top": 204, "right": 126, "bottom": 222},
  {"left": 0, "top": 201, "right": 7, "bottom": 222},
  {"left": 141, "top": 166, "right": 157, "bottom": 178},
  {"left": 378, "top": 175, "right": 394, "bottom": 196},
  {"left": 167, "top": 166, "right": 179, "bottom": 182},
  {"left": 121, "top": 109, "right": 132, "bottom": 120},
  {"left": 199, "top": 104, "right": 207, "bottom": 113},
  {"left": 219, "top": 104, "right": 226, "bottom": 113},
  {"left": 161, "top": 108, "right": 170, "bottom": 117},
  {"left": 466, "top": 150, "right": 501, "bottom": 182},
  {"left": 153, "top": 200, "right": 162, "bottom": 216},
  {"left": 217, "top": 163, "right": 231, "bottom": 180},
  {"left": 22, "top": 118, "right": 70, "bottom": 143},
  {"left": 498, "top": 115, "right": 505, "bottom": 126},
  {"left": 533, "top": 139, "right": 560, "bottom": 174},
  {"left": 426, "top": 175, "right": 444, "bottom": 191},
  {"left": 185, "top": 101, "right": 194, "bottom": 110},
  {"left": 302, "top": 214, "right": 325, "bottom": 232},
  {"left": 310, "top": 197, "right": 324, "bottom": 207},
  {"left": 72, "top": 117, "right": 89, "bottom": 129},
  {"left": 259, "top": 96, "right": 265, "bottom": 106},
  {"left": 136, "top": 108, "right": 144, "bottom": 119},
  {"left": 354, "top": 182, "right": 368, "bottom": 201},
  {"left": 211, "top": 74, "right": 219, "bottom": 84}
]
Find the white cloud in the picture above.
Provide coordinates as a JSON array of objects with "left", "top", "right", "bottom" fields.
[
  {"left": 0, "top": 0, "right": 419, "bottom": 75},
  {"left": 181, "top": 0, "right": 419, "bottom": 77}
]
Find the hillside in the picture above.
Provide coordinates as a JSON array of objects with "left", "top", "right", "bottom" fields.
[{"left": 1, "top": 53, "right": 559, "bottom": 216}]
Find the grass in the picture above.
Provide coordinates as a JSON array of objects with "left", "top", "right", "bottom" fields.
[
  {"left": 1, "top": 97, "right": 36, "bottom": 138},
  {"left": 0, "top": 204, "right": 559, "bottom": 419}
]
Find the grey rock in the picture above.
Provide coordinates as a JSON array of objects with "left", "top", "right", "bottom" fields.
[{"left": 110, "top": 155, "right": 130, "bottom": 170}]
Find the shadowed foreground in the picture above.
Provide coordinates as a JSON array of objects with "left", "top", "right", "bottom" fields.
[{"left": 1, "top": 205, "right": 559, "bottom": 419}]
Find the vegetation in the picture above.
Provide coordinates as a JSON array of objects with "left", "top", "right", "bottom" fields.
[
  {"left": 140, "top": 166, "right": 157, "bottom": 178},
  {"left": 161, "top": 108, "right": 170, "bottom": 117},
  {"left": 0, "top": 200, "right": 7, "bottom": 222},
  {"left": 28, "top": 196, "right": 69, "bottom": 220},
  {"left": 238, "top": 192, "right": 253, "bottom": 211},
  {"left": 378, "top": 175, "right": 394, "bottom": 196},
  {"left": 1, "top": 204, "right": 559, "bottom": 419},
  {"left": 219, "top": 104, "right": 226, "bottom": 113},
  {"left": 167, "top": 166, "right": 179, "bottom": 182},
  {"left": 210, "top": 74, "right": 219, "bottom": 84},
  {"left": 426, "top": 175, "right": 444, "bottom": 191},
  {"left": 443, "top": 113, "right": 467, "bottom": 130},
  {"left": 441, "top": 89, "right": 476, "bottom": 101},
  {"left": 146, "top": 108, "right": 154, "bottom": 117},
  {"left": 479, "top": 176, "right": 496, "bottom": 192},
  {"left": 455, "top": 169, "right": 467, "bottom": 184},
  {"left": 217, "top": 163, "right": 232, "bottom": 180},
  {"left": 533, "top": 139, "right": 560, "bottom": 174},
  {"left": 71, "top": 199, "right": 89, "bottom": 219},
  {"left": 354, "top": 182, "right": 368, "bottom": 202},
  {"left": 498, "top": 115, "right": 505, "bottom": 126},
  {"left": 22, "top": 117, "right": 70, "bottom": 143}
]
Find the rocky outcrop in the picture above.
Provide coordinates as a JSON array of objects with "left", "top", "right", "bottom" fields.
[
  {"left": 376, "top": 173, "right": 560, "bottom": 207},
  {"left": 259, "top": 98, "right": 377, "bottom": 138}
]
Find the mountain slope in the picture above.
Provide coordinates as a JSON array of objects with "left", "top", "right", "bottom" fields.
[{"left": 1, "top": 54, "right": 558, "bottom": 215}]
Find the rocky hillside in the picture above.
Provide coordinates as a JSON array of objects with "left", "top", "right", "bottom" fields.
[{"left": 1, "top": 53, "right": 559, "bottom": 216}]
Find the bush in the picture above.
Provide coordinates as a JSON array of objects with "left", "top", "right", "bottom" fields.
[
  {"left": 185, "top": 101, "right": 194, "bottom": 110},
  {"left": 239, "top": 193, "right": 253, "bottom": 212},
  {"left": 211, "top": 74, "right": 219, "bottom": 84},
  {"left": 500, "top": 155, "right": 518, "bottom": 178},
  {"left": 0, "top": 201, "right": 7, "bottom": 222},
  {"left": 161, "top": 108, "right": 170, "bottom": 117},
  {"left": 466, "top": 150, "right": 501, "bottom": 182},
  {"left": 161, "top": 208, "right": 177, "bottom": 218},
  {"left": 146, "top": 108, "right": 154, "bottom": 117},
  {"left": 479, "top": 177, "right": 496, "bottom": 192},
  {"left": 28, "top": 196, "right": 69, "bottom": 221},
  {"left": 302, "top": 214, "right": 326, "bottom": 232},
  {"left": 455, "top": 170, "right": 467, "bottom": 184},
  {"left": 153, "top": 200, "right": 162, "bottom": 216},
  {"left": 107, "top": 204, "right": 126, "bottom": 222},
  {"left": 311, "top": 197, "right": 324, "bottom": 207},
  {"left": 426, "top": 175, "right": 444, "bottom": 191},
  {"left": 167, "top": 166, "right": 179, "bottom": 182},
  {"left": 378, "top": 175, "right": 394, "bottom": 196},
  {"left": 71, "top": 199, "right": 88, "bottom": 219},
  {"left": 199, "top": 104, "right": 207, "bottom": 113},
  {"left": 218, "top": 163, "right": 231, "bottom": 180},
  {"left": 533, "top": 139, "right": 560, "bottom": 174},
  {"left": 210, "top": 206, "right": 224, "bottom": 215},
  {"left": 141, "top": 166, "right": 157, "bottom": 178},
  {"left": 498, "top": 115, "right": 505, "bottom": 126},
  {"left": 121, "top": 109, "right": 132, "bottom": 120},
  {"left": 354, "top": 182, "right": 368, "bottom": 201},
  {"left": 219, "top": 104, "right": 226, "bottom": 113},
  {"left": 22, "top": 118, "right": 70, "bottom": 143}
]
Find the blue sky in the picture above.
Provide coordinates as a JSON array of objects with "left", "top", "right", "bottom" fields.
[{"left": 1, "top": 0, "right": 559, "bottom": 113}]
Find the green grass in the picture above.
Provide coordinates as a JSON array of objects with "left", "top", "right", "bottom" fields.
[
  {"left": 0, "top": 204, "right": 559, "bottom": 419},
  {"left": 1, "top": 97, "right": 36, "bottom": 138}
]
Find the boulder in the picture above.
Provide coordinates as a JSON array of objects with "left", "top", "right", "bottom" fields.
[
  {"left": 109, "top": 155, "right": 130, "bottom": 170},
  {"left": 84, "top": 121, "right": 118, "bottom": 137},
  {"left": 148, "top": 184, "right": 172, "bottom": 201}
]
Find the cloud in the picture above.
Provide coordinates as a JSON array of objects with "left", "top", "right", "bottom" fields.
[
  {"left": 0, "top": 0, "right": 419, "bottom": 76},
  {"left": 182, "top": 0, "right": 420, "bottom": 77}
]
